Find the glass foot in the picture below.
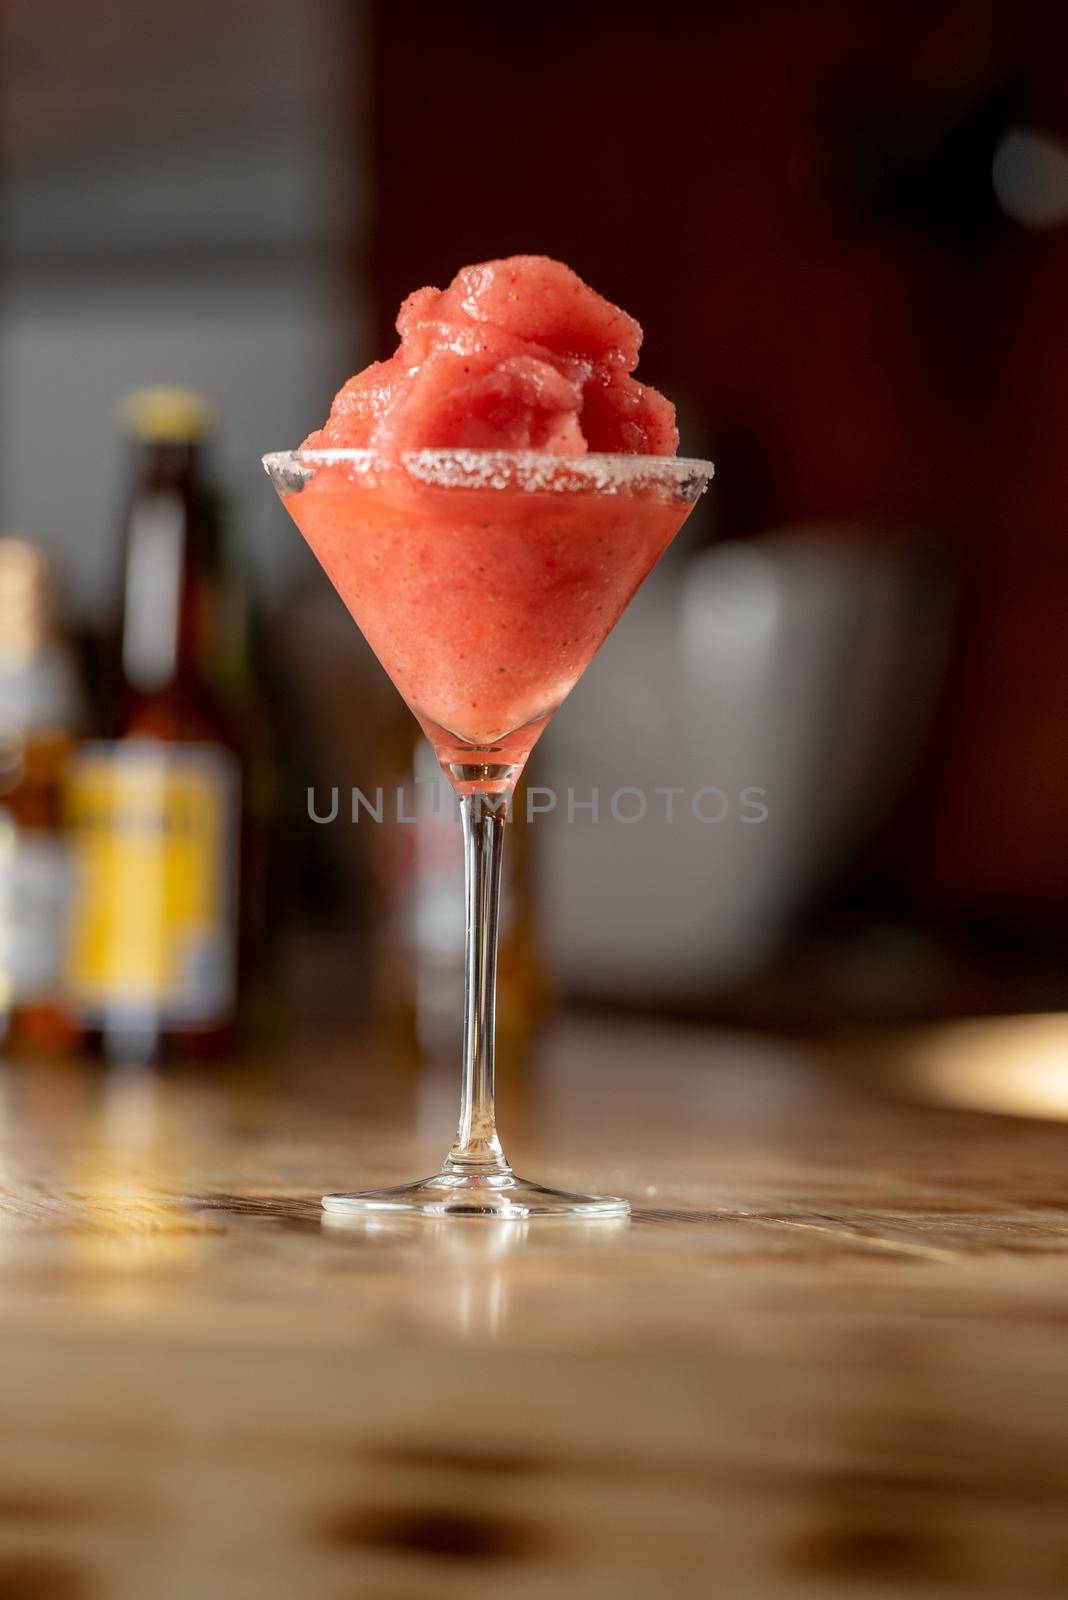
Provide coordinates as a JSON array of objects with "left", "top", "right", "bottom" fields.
[{"left": 321, "top": 1170, "right": 629, "bottom": 1219}]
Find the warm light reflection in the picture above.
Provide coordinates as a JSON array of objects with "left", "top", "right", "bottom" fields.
[
  {"left": 910, "top": 1014, "right": 1068, "bottom": 1120},
  {"left": 72, "top": 1067, "right": 209, "bottom": 1276}
]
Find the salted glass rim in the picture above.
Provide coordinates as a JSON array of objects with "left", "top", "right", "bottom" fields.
[{"left": 262, "top": 447, "right": 714, "bottom": 498}]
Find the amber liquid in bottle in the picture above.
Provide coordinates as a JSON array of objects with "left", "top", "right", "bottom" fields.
[{"left": 0, "top": 539, "right": 84, "bottom": 1054}]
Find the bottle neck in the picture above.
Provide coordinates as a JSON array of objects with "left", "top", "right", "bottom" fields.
[{"left": 119, "top": 440, "right": 219, "bottom": 725}]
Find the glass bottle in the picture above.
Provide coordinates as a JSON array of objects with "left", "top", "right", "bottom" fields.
[
  {"left": 375, "top": 720, "right": 549, "bottom": 1072},
  {"left": 0, "top": 538, "right": 84, "bottom": 1053},
  {"left": 65, "top": 388, "right": 241, "bottom": 1062}
]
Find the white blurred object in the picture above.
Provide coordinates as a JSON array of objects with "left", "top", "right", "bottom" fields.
[
  {"left": 992, "top": 124, "right": 1068, "bottom": 231},
  {"left": 541, "top": 528, "right": 951, "bottom": 1001}
]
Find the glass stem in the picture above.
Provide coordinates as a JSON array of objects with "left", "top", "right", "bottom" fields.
[{"left": 446, "top": 792, "right": 510, "bottom": 1173}]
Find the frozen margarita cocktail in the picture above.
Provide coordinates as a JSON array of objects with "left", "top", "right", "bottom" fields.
[
  {"left": 265, "top": 256, "right": 712, "bottom": 1215},
  {"left": 283, "top": 256, "right": 691, "bottom": 783}
]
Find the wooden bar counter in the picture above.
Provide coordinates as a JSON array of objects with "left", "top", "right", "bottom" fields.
[{"left": 1, "top": 1014, "right": 1067, "bottom": 1599}]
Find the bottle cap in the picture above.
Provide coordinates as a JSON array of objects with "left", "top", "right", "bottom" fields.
[{"left": 118, "top": 386, "right": 216, "bottom": 444}]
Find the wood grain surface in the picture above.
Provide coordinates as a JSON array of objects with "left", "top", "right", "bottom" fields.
[{"left": 1, "top": 1016, "right": 1067, "bottom": 1599}]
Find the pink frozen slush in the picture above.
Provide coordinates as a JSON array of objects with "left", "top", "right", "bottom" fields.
[{"left": 288, "top": 256, "right": 688, "bottom": 760}]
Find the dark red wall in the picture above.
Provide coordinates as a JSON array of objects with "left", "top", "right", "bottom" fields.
[{"left": 370, "top": 1, "right": 1068, "bottom": 914}]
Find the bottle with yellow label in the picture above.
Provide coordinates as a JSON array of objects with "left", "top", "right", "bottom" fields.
[{"left": 66, "top": 388, "right": 241, "bottom": 1062}]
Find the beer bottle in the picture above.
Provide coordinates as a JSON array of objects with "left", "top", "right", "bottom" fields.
[
  {"left": 0, "top": 538, "right": 84, "bottom": 1053},
  {"left": 66, "top": 388, "right": 240, "bottom": 1062}
]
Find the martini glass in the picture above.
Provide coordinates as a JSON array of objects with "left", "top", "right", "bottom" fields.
[{"left": 264, "top": 447, "right": 713, "bottom": 1217}]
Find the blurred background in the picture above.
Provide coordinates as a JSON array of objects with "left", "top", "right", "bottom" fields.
[{"left": 2, "top": 0, "right": 1067, "bottom": 1076}]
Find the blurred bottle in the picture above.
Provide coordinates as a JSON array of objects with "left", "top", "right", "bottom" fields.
[
  {"left": 374, "top": 720, "right": 549, "bottom": 1070},
  {"left": 65, "top": 387, "right": 252, "bottom": 1062},
  {"left": 210, "top": 496, "right": 280, "bottom": 1049},
  {"left": 0, "top": 538, "right": 84, "bottom": 1053}
]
